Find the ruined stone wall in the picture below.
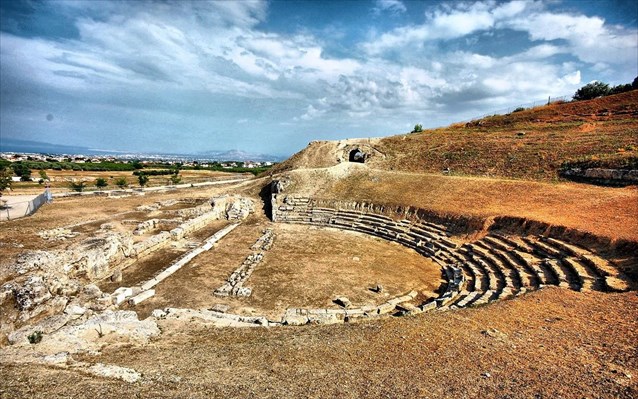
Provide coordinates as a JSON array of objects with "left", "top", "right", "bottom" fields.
[
  {"left": 1, "top": 195, "right": 256, "bottom": 338},
  {"left": 560, "top": 167, "right": 638, "bottom": 187}
]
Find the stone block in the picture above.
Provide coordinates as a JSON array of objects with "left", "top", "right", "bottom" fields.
[
  {"left": 128, "top": 289, "right": 155, "bottom": 305},
  {"left": 112, "top": 287, "right": 133, "bottom": 305},
  {"left": 333, "top": 296, "right": 351, "bottom": 308},
  {"left": 283, "top": 314, "right": 309, "bottom": 326},
  {"left": 210, "top": 304, "right": 230, "bottom": 313}
]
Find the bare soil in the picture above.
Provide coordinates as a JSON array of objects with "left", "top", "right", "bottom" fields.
[
  {"left": 1, "top": 288, "right": 636, "bottom": 398},
  {"left": 1, "top": 94, "right": 637, "bottom": 398},
  {"left": 133, "top": 222, "right": 442, "bottom": 319}
]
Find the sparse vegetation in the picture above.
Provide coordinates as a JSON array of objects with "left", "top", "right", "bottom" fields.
[
  {"left": 0, "top": 165, "right": 11, "bottom": 197},
  {"left": 169, "top": 174, "right": 182, "bottom": 185},
  {"left": 133, "top": 169, "right": 175, "bottom": 176},
  {"left": 69, "top": 181, "right": 86, "bottom": 192},
  {"left": 114, "top": 177, "right": 128, "bottom": 189},
  {"left": 95, "top": 177, "right": 108, "bottom": 189},
  {"left": 138, "top": 173, "right": 149, "bottom": 187},
  {"left": 512, "top": 107, "right": 526, "bottom": 113},
  {"left": 11, "top": 163, "right": 32, "bottom": 181}
]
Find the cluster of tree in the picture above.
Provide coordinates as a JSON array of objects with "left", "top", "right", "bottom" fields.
[
  {"left": 132, "top": 169, "right": 178, "bottom": 176},
  {"left": 0, "top": 164, "right": 11, "bottom": 197},
  {"left": 573, "top": 77, "right": 638, "bottom": 101},
  {"left": 11, "top": 163, "right": 32, "bottom": 181},
  {"left": 186, "top": 164, "right": 272, "bottom": 176},
  {"left": 4, "top": 160, "right": 137, "bottom": 172}
]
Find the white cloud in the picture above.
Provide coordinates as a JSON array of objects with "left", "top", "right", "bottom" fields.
[
  {"left": 364, "top": 1, "right": 531, "bottom": 54},
  {"left": 2, "top": 0, "right": 635, "bottom": 153},
  {"left": 562, "top": 70, "right": 581, "bottom": 85},
  {"left": 373, "top": 0, "right": 407, "bottom": 15},
  {"left": 362, "top": 0, "right": 637, "bottom": 69},
  {"left": 505, "top": 12, "right": 637, "bottom": 65}
]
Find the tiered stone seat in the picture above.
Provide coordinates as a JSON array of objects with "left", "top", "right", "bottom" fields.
[
  {"left": 455, "top": 247, "right": 495, "bottom": 306},
  {"left": 271, "top": 195, "right": 632, "bottom": 319},
  {"left": 540, "top": 237, "right": 630, "bottom": 292},
  {"left": 523, "top": 236, "right": 600, "bottom": 291},
  {"left": 472, "top": 240, "right": 522, "bottom": 296},
  {"left": 480, "top": 236, "right": 538, "bottom": 292}
]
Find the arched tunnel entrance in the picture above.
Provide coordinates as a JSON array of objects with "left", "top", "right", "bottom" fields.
[{"left": 349, "top": 149, "right": 366, "bottom": 163}]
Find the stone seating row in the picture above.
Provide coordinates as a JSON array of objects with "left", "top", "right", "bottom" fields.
[
  {"left": 273, "top": 201, "right": 630, "bottom": 316},
  {"left": 281, "top": 290, "right": 419, "bottom": 326}
]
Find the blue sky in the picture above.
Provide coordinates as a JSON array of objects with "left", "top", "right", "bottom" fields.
[{"left": 1, "top": 0, "right": 636, "bottom": 156}]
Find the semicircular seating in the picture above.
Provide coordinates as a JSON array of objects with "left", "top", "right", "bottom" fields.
[{"left": 271, "top": 194, "right": 632, "bottom": 317}]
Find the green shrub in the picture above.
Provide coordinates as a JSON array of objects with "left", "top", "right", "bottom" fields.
[
  {"left": 610, "top": 83, "right": 633, "bottom": 95},
  {"left": 138, "top": 173, "right": 149, "bottom": 187},
  {"left": 412, "top": 124, "right": 423, "bottom": 133},
  {"left": 70, "top": 181, "right": 86, "bottom": 192},
  {"left": 169, "top": 174, "right": 182, "bottom": 185},
  {"left": 95, "top": 177, "right": 108, "bottom": 189},
  {"left": 114, "top": 177, "right": 128, "bottom": 188}
]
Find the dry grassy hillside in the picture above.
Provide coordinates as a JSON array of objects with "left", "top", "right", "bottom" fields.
[{"left": 271, "top": 91, "right": 638, "bottom": 180}]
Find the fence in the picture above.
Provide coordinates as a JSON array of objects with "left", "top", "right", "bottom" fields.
[
  {"left": 463, "top": 94, "right": 571, "bottom": 123},
  {"left": 0, "top": 191, "right": 48, "bottom": 221}
]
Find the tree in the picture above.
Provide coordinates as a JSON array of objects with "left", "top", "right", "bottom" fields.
[
  {"left": 12, "top": 163, "right": 32, "bottom": 181},
  {"left": 138, "top": 173, "right": 149, "bottom": 187},
  {"left": 573, "top": 81, "right": 610, "bottom": 101},
  {"left": 0, "top": 166, "right": 11, "bottom": 197},
  {"left": 95, "top": 177, "right": 108, "bottom": 189},
  {"left": 69, "top": 181, "right": 86, "bottom": 192},
  {"left": 633, "top": 76, "right": 638, "bottom": 90},
  {"left": 131, "top": 160, "right": 143, "bottom": 170},
  {"left": 38, "top": 169, "right": 48, "bottom": 181},
  {"left": 610, "top": 84, "right": 633, "bottom": 95},
  {"left": 169, "top": 174, "right": 182, "bottom": 185},
  {"left": 412, "top": 124, "right": 423, "bottom": 133},
  {"left": 114, "top": 177, "right": 128, "bottom": 188}
]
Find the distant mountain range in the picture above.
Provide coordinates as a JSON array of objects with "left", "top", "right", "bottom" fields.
[
  {"left": 0, "top": 138, "right": 285, "bottom": 162},
  {"left": 0, "top": 138, "right": 99, "bottom": 155},
  {"left": 196, "top": 149, "right": 285, "bottom": 162}
]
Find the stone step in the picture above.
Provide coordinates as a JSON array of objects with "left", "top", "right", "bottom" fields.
[
  {"left": 485, "top": 244, "right": 538, "bottom": 290},
  {"left": 457, "top": 248, "right": 492, "bottom": 293},
  {"left": 541, "top": 259, "right": 573, "bottom": 289},
  {"left": 561, "top": 257, "right": 598, "bottom": 291},
  {"left": 471, "top": 289, "right": 494, "bottom": 306},
  {"left": 524, "top": 237, "right": 563, "bottom": 258},
  {"left": 454, "top": 290, "right": 481, "bottom": 307},
  {"left": 510, "top": 249, "right": 551, "bottom": 286},
  {"left": 500, "top": 235, "right": 536, "bottom": 253},
  {"left": 465, "top": 244, "right": 507, "bottom": 293},
  {"left": 483, "top": 235, "right": 516, "bottom": 252},
  {"left": 541, "top": 237, "right": 630, "bottom": 291}
]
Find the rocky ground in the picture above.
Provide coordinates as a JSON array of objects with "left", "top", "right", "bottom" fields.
[
  {"left": 1, "top": 288, "right": 636, "bottom": 398},
  {"left": 1, "top": 112, "right": 637, "bottom": 397}
]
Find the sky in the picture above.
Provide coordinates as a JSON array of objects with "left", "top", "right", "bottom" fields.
[{"left": 1, "top": 0, "right": 636, "bottom": 157}]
